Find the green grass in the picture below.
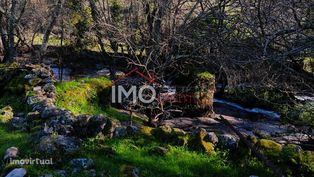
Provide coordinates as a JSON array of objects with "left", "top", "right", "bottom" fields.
[
  {"left": 67, "top": 136, "right": 273, "bottom": 177},
  {"left": 55, "top": 76, "right": 137, "bottom": 122}
]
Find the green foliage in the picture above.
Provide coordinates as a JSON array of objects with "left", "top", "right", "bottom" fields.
[
  {"left": 196, "top": 71, "right": 215, "bottom": 81},
  {"left": 110, "top": 0, "right": 123, "bottom": 23},
  {"left": 287, "top": 103, "right": 314, "bottom": 127}
]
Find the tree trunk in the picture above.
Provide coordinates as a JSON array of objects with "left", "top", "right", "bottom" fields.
[
  {"left": 40, "top": 0, "right": 64, "bottom": 56},
  {"left": 3, "top": 0, "right": 17, "bottom": 62},
  {"left": 88, "top": 0, "right": 113, "bottom": 75}
]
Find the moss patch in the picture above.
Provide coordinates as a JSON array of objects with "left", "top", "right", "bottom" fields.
[{"left": 55, "top": 77, "right": 112, "bottom": 115}]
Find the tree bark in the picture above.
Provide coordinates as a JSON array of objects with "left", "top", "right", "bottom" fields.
[
  {"left": 3, "top": 0, "right": 17, "bottom": 62},
  {"left": 40, "top": 0, "right": 64, "bottom": 56}
]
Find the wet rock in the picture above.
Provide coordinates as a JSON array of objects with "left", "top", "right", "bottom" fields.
[
  {"left": 5, "top": 168, "right": 27, "bottom": 177},
  {"left": 126, "top": 125, "right": 139, "bottom": 136},
  {"left": 188, "top": 128, "right": 215, "bottom": 154},
  {"left": 0, "top": 106, "right": 14, "bottom": 123},
  {"left": 38, "top": 135, "right": 80, "bottom": 155},
  {"left": 113, "top": 127, "right": 127, "bottom": 138},
  {"left": 218, "top": 134, "right": 239, "bottom": 150},
  {"left": 204, "top": 132, "right": 219, "bottom": 144},
  {"left": 4, "top": 147, "right": 18, "bottom": 162},
  {"left": 43, "top": 83, "right": 56, "bottom": 93},
  {"left": 149, "top": 146, "right": 168, "bottom": 156},
  {"left": 70, "top": 158, "right": 94, "bottom": 170}
]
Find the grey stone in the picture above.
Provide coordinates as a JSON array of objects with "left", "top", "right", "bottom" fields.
[
  {"left": 11, "top": 117, "right": 27, "bottom": 130},
  {"left": 43, "top": 83, "right": 56, "bottom": 93},
  {"left": 38, "top": 135, "right": 80, "bottom": 155},
  {"left": 218, "top": 134, "right": 239, "bottom": 150},
  {"left": 5, "top": 168, "right": 27, "bottom": 177},
  {"left": 4, "top": 147, "right": 18, "bottom": 161},
  {"left": 70, "top": 158, "right": 94, "bottom": 170},
  {"left": 27, "top": 96, "right": 44, "bottom": 105},
  {"left": 126, "top": 125, "right": 139, "bottom": 136},
  {"left": 204, "top": 132, "right": 219, "bottom": 144},
  {"left": 24, "top": 74, "right": 37, "bottom": 80},
  {"left": 113, "top": 127, "right": 127, "bottom": 138}
]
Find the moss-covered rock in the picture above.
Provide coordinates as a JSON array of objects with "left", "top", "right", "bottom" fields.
[
  {"left": 281, "top": 144, "right": 302, "bottom": 165},
  {"left": 256, "top": 139, "right": 282, "bottom": 159},
  {"left": 152, "top": 126, "right": 188, "bottom": 146},
  {"left": 0, "top": 106, "right": 14, "bottom": 123},
  {"left": 300, "top": 151, "right": 314, "bottom": 174},
  {"left": 188, "top": 128, "right": 215, "bottom": 154},
  {"left": 140, "top": 126, "right": 154, "bottom": 136}
]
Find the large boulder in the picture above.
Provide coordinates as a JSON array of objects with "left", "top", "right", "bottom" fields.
[
  {"left": 188, "top": 128, "right": 215, "bottom": 154},
  {"left": 0, "top": 106, "right": 14, "bottom": 123},
  {"left": 256, "top": 139, "right": 282, "bottom": 158}
]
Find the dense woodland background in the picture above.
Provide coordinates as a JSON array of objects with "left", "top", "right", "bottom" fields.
[{"left": 0, "top": 0, "right": 313, "bottom": 92}]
